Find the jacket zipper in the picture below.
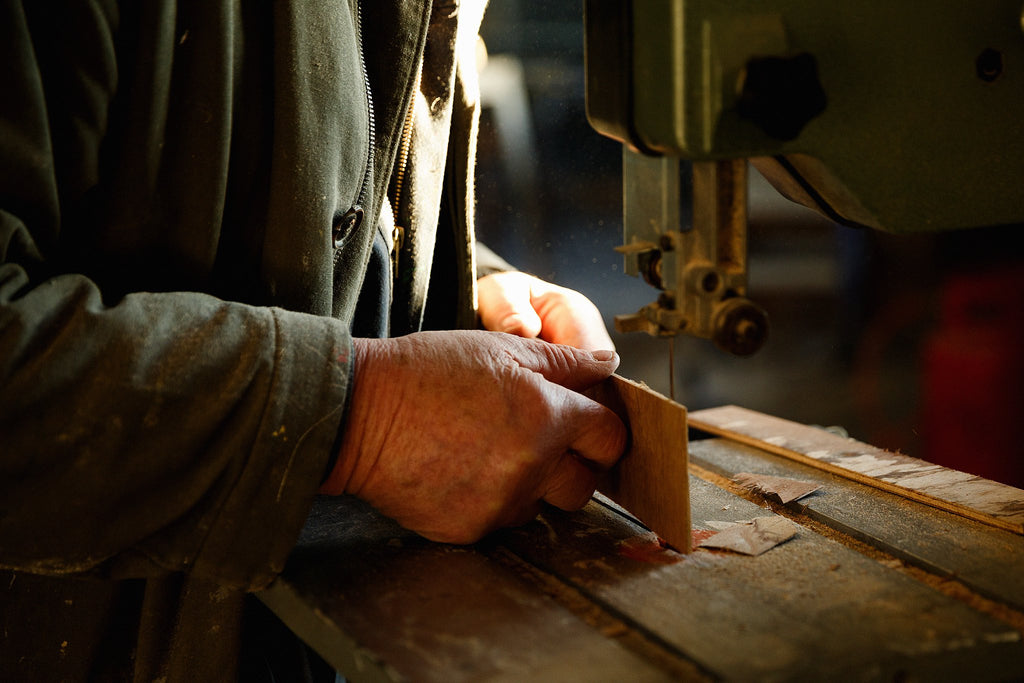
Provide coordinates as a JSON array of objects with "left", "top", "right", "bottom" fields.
[
  {"left": 335, "top": 0, "right": 376, "bottom": 261},
  {"left": 390, "top": 67, "right": 421, "bottom": 279}
]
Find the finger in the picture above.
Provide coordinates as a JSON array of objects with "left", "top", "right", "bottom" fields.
[
  {"left": 478, "top": 273, "right": 543, "bottom": 339},
  {"left": 562, "top": 394, "right": 628, "bottom": 470},
  {"left": 531, "top": 289, "right": 615, "bottom": 352},
  {"left": 541, "top": 452, "right": 601, "bottom": 511},
  {"left": 527, "top": 376, "right": 627, "bottom": 469},
  {"left": 507, "top": 336, "right": 620, "bottom": 392}
]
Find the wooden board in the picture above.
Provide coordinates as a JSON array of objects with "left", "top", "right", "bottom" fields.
[
  {"left": 261, "top": 471, "right": 1024, "bottom": 681},
  {"left": 689, "top": 437, "right": 1024, "bottom": 612},
  {"left": 591, "top": 375, "right": 691, "bottom": 551},
  {"left": 496, "top": 478, "right": 1024, "bottom": 681},
  {"left": 689, "top": 405, "right": 1024, "bottom": 535},
  {"left": 260, "top": 497, "right": 677, "bottom": 682}
]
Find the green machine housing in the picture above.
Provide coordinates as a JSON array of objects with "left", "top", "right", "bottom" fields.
[{"left": 584, "top": 0, "right": 1024, "bottom": 354}]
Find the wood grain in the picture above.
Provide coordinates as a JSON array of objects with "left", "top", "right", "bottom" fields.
[
  {"left": 262, "top": 458, "right": 1024, "bottom": 681},
  {"left": 689, "top": 438, "right": 1024, "bottom": 612},
  {"left": 689, "top": 405, "right": 1024, "bottom": 535},
  {"left": 497, "top": 480, "right": 1024, "bottom": 681},
  {"left": 591, "top": 375, "right": 691, "bottom": 552},
  {"left": 263, "top": 497, "right": 677, "bottom": 682}
]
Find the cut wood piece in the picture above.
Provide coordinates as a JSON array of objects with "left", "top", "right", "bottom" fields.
[
  {"left": 689, "top": 405, "right": 1024, "bottom": 535},
  {"left": 697, "top": 516, "right": 798, "bottom": 555},
  {"left": 591, "top": 375, "right": 691, "bottom": 552},
  {"left": 732, "top": 472, "right": 821, "bottom": 504}
]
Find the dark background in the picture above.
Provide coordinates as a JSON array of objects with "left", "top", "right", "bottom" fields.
[{"left": 474, "top": 2, "right": 1024, "bottom": 487}]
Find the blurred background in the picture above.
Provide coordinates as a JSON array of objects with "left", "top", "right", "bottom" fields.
[{"left": 474, "top": 2, "right": 1024, "bottom": 487}]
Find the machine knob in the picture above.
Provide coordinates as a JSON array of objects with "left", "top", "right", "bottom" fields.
[
  {"left": 712, "top": 298, "right": 769, "bottom": 356},
  {"left": 737, "top": 53, "right": 827, "bottom": 141}
]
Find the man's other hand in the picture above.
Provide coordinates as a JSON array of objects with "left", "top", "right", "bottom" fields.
[
  {"left": 477, "top": 272, "right": 614, "bottom": 352},
  {"left": 321, "top": 331, "right": 626, "bottom": 544}
]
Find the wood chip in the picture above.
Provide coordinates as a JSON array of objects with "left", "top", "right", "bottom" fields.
[
  {"left": 698, "top": 516, "right": 798, "bottom": 556},
  {"left": 733, "top": 472, "right": 821, "bottom": 504}
]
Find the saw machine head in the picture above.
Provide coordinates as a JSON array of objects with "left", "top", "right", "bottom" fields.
[{"left": 584, "top": 0, "right": 1024, "bottom": 355}]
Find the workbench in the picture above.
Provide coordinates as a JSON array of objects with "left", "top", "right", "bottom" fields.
[{"left": 260, "top": 422, "right": 1024, "bottom": 681}]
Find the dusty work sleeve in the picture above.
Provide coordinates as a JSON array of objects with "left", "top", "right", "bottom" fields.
[
  {"left": 0, "top": 260, "right": 352, "bottom": 591},
  {"left": 0, "top": 2, "right": 351, "bottom": 591}
]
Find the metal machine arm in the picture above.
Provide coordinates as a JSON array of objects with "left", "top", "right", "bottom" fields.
[{"left": 584, "top": 0, "right": 1024, "bottom": 355}]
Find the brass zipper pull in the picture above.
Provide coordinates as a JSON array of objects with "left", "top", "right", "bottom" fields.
[{"left": 392, "top": 223, "right": 405, "bottom": 277}]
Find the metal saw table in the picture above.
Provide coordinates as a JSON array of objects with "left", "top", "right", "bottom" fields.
[{"left": 259, "top": 425, "right": 1024, "bottom": 681}]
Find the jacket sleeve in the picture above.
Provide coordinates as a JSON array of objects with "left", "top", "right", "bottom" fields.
[
  {"left": 475, "top": 242, "right": 516, "bottom": 278},
  {"left": 0, "top": 1, "right": 350, "bottom": 591}
]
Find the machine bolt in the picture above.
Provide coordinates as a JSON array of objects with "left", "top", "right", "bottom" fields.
[
  {"left": 712, "top": 298, "right": 769, "bottom": 356},
  {"left": 639, "top": 250, "right": 664, "bottom": 290},
  {"left": 701, "top": 272, "right": 720, "bottom": 293}
]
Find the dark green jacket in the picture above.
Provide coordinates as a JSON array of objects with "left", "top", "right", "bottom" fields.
[{"left": 0, "top": 0, "right": 488, "bottom": 679}]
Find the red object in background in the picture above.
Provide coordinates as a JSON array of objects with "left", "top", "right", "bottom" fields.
[{"left": 921, "top": 266, "right": 1024, "bottom": 488}]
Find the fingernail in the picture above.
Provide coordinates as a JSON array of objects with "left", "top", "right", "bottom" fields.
[{"left": 592, "top": 349, "right": 616, "bottom": 362}]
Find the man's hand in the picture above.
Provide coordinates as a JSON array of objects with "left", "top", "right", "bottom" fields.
[
  {"left": 477, "top": 272, "right": 614, "bottom": 352},
  {"left": 321, "top": 330, "right": 626, "bottom": 544}
]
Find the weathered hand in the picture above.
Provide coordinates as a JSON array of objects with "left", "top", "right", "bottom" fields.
[
  {"left": 477, "top": 272, "right": 615, "bottom": 352},
  {"left": 321, "top": 330, "right": 626, "bottom": 544}
]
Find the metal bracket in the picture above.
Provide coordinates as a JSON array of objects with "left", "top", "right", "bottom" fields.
[{"left": 614, "top": 150, "right": 768, "bottom": 355}]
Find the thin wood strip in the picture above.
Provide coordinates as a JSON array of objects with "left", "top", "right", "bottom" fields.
[
  {"left": 689, "top": 405, "right": 1024, "bottom": 535},
  {"left": 592, "top": 375, "right": 691, "bottom": 552}
]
